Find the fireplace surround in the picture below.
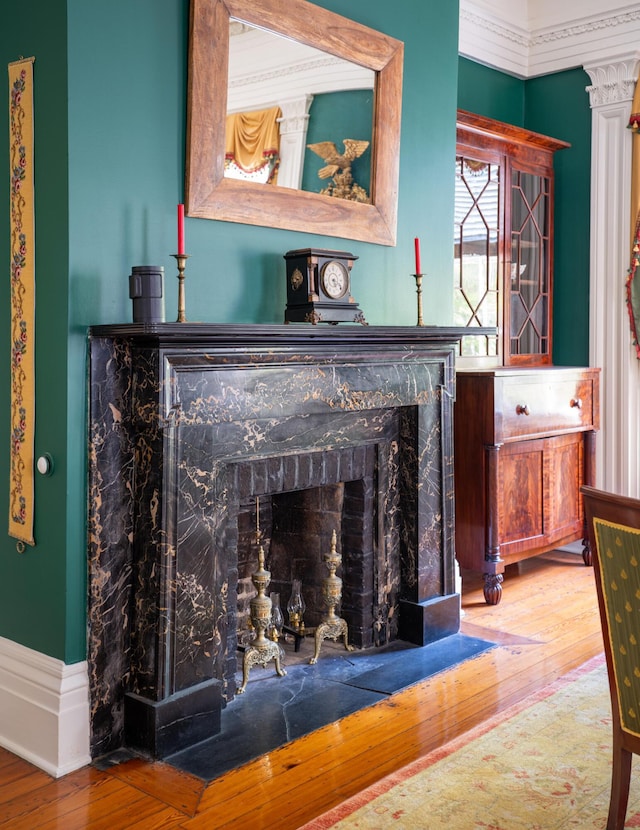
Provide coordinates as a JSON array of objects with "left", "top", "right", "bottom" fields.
[{"left": 88, "top": 324, "right": 470, "bottom": 760}]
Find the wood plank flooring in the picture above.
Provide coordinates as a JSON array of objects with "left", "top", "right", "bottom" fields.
[{"left": 0, "top": 548, "right": 604, "bottom": 829}]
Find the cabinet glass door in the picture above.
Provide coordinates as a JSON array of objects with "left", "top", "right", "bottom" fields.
[
  {"left": 453, "top": 154, "right": 501, "bottom": 360},
  {"left": 508, "top": 170, "right": 551, "bottom": 360}
]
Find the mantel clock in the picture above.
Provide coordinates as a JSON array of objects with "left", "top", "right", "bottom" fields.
[{"left": 284, "top": 248, "right": 367, "bottom": 324}]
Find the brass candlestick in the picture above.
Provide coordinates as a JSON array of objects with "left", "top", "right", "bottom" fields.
[
  {"left": 237, "top": 544, "right": 287, "bottom": 693},
  {"left": 310, "top": 530, "right": 354, "bottom": 664},
  {"left": 172, "top": 253, "right": 189, "bottom": 322},
  {"left": 413, "top": 272, "right": 425, "bottom": 327}
]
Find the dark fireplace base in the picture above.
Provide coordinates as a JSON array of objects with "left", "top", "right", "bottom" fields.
[
  {"left": 164, "top": 633, "right": 495, "bottom": 780},
  {"left": 88, "top": 324, "right": 479, "bottom": 761},
  {"left": 399, "top": 595, "right": 461, "bottom": 646},
  {"left": 124, "top": 679, "right": 222, "bottom": 758}
]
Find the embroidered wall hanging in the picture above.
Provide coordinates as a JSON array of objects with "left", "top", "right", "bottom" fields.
[{"left": 8, "top": 57, "right": 35, "bottom": 546}]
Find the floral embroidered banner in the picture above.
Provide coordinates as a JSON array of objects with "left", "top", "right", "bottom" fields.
[{"left": 8, "top": 57, "right": 35, "bottom": 545}]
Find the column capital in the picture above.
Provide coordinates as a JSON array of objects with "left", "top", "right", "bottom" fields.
[
  {"left": 277, "top": 95, "right": 313, "bottom": 136},
  {"left": 584, "top": 55, "right": 640, "bottom": 109}
]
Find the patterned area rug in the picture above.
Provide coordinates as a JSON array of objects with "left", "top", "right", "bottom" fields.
[{"left": 301, "top": 655, "right": 640, "bottom": 829}]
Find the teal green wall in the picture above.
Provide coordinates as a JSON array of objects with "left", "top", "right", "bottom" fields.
[
  {"left": 458, "top": 57, "right": 524, "bottom": 124},
  {"left": 458, "top": 58, "right": 592, "bottom": 367},
  {"left": 0, "top": 0, "right": 460, "bottom": 663},
  {"left": 301, "top": 90, "right": 373, "bottom": 194},
  {"left": 0, "top": 1, "right": 72, "bottom": 659},
  {"left": 525, "top": 69, "right": 592, "bottom": 367}
]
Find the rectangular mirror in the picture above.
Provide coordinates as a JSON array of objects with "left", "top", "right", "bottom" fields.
[{"left": 186, "top": 0, "right": 404, "bottom": 246}]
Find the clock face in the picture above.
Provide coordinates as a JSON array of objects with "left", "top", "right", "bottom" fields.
[{"left": 321, "top": 260, "right": 349, "bottom": 299}]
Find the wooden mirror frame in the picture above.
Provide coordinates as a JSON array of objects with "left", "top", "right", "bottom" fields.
[{"left": 186, "top": 0, "right": 404, "bottom": 246}]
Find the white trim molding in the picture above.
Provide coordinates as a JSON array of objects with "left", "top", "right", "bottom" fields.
[
  {"left": 585, "top": 54, "right": 640, "bottom": 498},
  {"left": 459, "top": 3, "right": 531, "bottom": 78},
  {"left": 460, "top": 1, "right": 640, "bottom": 78},
  {"left": 531, "top": 8, "right": 640, "bottom": 78},
  {"left": 0, "top": 636, "right": 90, "bottom": 777}
]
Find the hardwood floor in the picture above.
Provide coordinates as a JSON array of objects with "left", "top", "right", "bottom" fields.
[{"left": 0, "top": 548, "right": 603, "bottom": 829}]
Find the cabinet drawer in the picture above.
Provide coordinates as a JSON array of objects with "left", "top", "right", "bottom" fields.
[{"left": 499, "top": 374, "right": 596, "bottom": 441}]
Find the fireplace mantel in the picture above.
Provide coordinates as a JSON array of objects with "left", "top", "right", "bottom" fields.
[
  {"left": 88, "top": 323, "right": 485, "bottom": 760},
  {"left": 89, "top": 321, "right": 480, "bottom": 348}
]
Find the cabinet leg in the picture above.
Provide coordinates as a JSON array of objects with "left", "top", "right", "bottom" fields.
[
  {"left": 582, "top": 536, "right": 593, "bottom": 567},
  {"left": 483, "top": 573, "right": 503, "bottom": 605}
]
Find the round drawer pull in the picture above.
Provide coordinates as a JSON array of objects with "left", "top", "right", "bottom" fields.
[
  {"left": 516, "top": 403, "right": 530, "bottom": 416},
  {"left": 570, "top": 397, "right": 582, "bottom": 410}
]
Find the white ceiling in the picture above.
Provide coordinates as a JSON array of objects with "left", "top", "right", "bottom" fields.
[{"left": 460, "top": 0, "right": 640, "bottom": 77}]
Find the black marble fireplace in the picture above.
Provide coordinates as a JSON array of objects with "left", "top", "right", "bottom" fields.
[{"left": 88, "top": 324, "right": 467, "bottom": 761}]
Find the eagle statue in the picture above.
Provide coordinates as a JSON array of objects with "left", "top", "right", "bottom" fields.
[
  {"left": 306, "top": 138, "right": 370, "bottom": 203},
  {"left": 307, "top": 139, "right": 370, "bottom": 179}
]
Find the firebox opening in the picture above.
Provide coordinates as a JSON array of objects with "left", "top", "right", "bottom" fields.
[{"left": 237, "top": 477, "right": 378, "bottom": 656}]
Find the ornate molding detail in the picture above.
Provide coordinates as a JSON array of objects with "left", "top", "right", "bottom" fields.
[
  {"left": 532, "top": 9, "right": 640, "bottom": 46},
  {"left": 584, "top": 58, "right": 640, "bottom": 108},
  {"left": 459, "top": 8, "right": 529, "bottom": 48},
  {"left": 460, "top": 1, "right": 640, "bottom": 78},
  {"left": 228, "top": 56, "right": 348, "bottom": 92}
]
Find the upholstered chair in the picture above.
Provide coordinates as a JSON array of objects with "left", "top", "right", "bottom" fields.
[{"left": 582, "top": 485, "right": 640, "bottom": 830}]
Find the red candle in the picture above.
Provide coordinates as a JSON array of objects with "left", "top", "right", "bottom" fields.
[
  {"left": 414, "top": 237, "right": 421, "bottom": 274},
  {"left": 177, "top": 204, "right": 185, "bottom": 255}
]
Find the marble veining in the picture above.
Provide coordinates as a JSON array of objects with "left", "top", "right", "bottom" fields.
[{"left": 88, "top": 325, "right": 461, "bottom": 759}]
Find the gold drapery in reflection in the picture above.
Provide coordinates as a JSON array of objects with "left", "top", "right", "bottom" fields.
[
  {"left": 627, "top": 79, "right": 640, "bottom": 358},
  {"left": 225, "top": 106, "right": 281, "bottom": 184}
]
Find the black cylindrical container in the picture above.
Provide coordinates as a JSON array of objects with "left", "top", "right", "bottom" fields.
[{"left": 129, "top": 265, "right": 165, "bottom": 323}]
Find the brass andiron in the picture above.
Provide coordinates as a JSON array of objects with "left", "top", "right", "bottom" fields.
[
  {"left": 310, "top": 530, "right": 354, "bottom": 664},
  {"left": 237, "top": 544, "right": 287, "bottom": 693},
  {"left": 413, "top": 272, "right": 425, "bottom": 327},
  {"left": 172, "top": 253, "right": 189, "bottom": 322}
]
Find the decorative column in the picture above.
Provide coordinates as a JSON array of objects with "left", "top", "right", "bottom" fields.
[
  {"left": 584, "top": 55, "right": 640, "bottom": 497},
  {"left": 276, "top": 95, "right": 314, "bottom": 190}
]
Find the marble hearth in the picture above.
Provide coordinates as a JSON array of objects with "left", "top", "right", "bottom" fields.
[{"left": 88, "top": 324, "right": 467, "bottom": 760}]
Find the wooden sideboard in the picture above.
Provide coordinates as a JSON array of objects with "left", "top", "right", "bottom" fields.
[{"left": 454, "top": 366, "right": 600, "bottom": 604}]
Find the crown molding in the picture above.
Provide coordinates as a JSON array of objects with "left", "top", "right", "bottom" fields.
[
  {"left": 459, "top": 4, "right": 530, "bottom": 77},
  {"left": 460, "top": 1, "right": 640, "bottom": 78},
  {"left": 227, "top": 26, "right": 374, "bottom": 113}
]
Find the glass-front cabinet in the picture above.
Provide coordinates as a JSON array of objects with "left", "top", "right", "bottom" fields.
[
  {"left": 454, "top": 110, "right": 568, "bottom": 367},
  {"left": 453, "top": 111, "right": 600, "bottom": 606}
]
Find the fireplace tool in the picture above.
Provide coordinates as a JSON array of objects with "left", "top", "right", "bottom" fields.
[
  {"left": 237, "top": 507, "right": 287, "bottom": 693},
  {"left": 310, "top": 529, "right": 354, "bottom": 664}
]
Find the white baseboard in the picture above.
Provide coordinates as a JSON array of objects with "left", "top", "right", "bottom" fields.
[{"left": 0, "top": 636, "right": 91, "bottom": 777}]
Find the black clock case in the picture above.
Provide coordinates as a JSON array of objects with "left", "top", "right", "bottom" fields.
[{"left": 284, "top": 248, "right": 366, "bottom": 325}]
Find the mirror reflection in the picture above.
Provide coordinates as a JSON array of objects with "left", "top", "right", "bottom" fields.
[
  {"left": 186, "top": 0, "right": 403, "bottom": 245},
  {"left": 226, "top": 21, "right": 375, "bottom": 199}
]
